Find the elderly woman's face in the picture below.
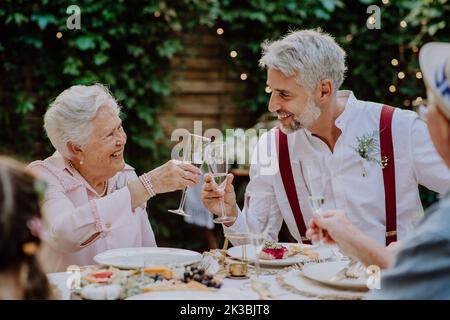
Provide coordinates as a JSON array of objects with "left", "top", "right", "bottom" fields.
[{"left": 80, "top": 106, "right": 127, "bottom": 179}]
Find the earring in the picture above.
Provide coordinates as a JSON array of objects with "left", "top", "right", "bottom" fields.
[{"left": 80, "top": 160, "right": 84, "bottom": 165}]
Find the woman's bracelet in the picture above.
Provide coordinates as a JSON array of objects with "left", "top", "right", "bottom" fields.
[{"left": 139, "top": 173, "right": 156, "bottom": 198}]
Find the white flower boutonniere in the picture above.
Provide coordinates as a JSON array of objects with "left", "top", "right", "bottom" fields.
[{"left": 353, "top": 130, "right": 388, "bottom": 177}]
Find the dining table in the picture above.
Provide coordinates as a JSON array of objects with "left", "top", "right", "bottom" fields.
[{"left": 46, "top": 244, "right": 370, "bottom": 300}]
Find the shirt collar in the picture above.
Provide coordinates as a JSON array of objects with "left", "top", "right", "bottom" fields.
[
  {"left": 302, "top": 90, "right": 358, "bottom": 137},
  {"left": 334, "top": 90, "right": 358, "bottom": 130}
]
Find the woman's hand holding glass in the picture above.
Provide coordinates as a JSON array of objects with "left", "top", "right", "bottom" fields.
[
  {"left": 148, "top": 159, "right": 202, "bottom": 194},
  {"left": 168, "top": 133, "right": 211, "bottom": 216}
]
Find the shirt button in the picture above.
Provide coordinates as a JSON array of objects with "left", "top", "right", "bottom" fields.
[{"left": 105, "top": 222, "right": 111, "bottom": 229}]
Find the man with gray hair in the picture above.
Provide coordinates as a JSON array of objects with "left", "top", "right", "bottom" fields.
[{"left": 201, "top": 29, "right": 450, "bottom": 248}]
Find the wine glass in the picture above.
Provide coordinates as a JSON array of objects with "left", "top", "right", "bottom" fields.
[
  {"left": 168, "top": 133, "right": 211, "bottom": 216},
  {"left": 244, "top": 191, "right": 275, "bottom": 281},
  {"left": 298, "top": 155, "right": 330, "bottom": 245},
  {"left": 205, "top": 141, "right": 236, "bottom": 224}
]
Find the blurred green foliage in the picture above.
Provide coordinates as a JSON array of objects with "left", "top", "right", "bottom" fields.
[{"left": 1, "top": 0, "right": 448, "bottom": 248}]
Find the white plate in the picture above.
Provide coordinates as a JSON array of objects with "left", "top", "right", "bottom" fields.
[
  {"left": 302, "top": 260, "right": 369, "bottom": 290},
  {"left": 94, "top": 247, "right": 202, "bottom": 269},
  {"left": 227, "top": 243, "right": 333, "bottom": 267},
  {"left": 126, "top": 288, "right": 259, "bottom": 300}
]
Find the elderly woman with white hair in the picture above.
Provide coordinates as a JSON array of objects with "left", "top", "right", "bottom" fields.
[{"left": 28, "top": 84, "right": 201, "bottom": 272}]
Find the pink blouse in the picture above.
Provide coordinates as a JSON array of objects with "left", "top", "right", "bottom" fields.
[{"left": 28, "top": 152, "right": 157, "bottom": 273}]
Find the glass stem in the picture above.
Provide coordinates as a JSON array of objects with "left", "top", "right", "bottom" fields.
[{"left": 178, "top": 187, "right": 188, "bottom": 211}]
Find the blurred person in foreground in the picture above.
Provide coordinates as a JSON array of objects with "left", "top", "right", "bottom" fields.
[
  {"left": 28, "top": 84, "right": 201, "bottom": 272},
  {"left": 307, "top": 42, "right": 450, "bottom": 299},
  {"left": 0, "top": 157, "right": 54, "bottom": 299}
]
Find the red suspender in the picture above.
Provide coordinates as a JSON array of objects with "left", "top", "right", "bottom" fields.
[
  {"left": 276, "top": 104, "right": 397, "bottom": 246},
  {"left": 276, "top": 128, "right": 311, "bottom": 244},
  {"left": 380, "top": 105, "right": 397, "bottom": 246}
]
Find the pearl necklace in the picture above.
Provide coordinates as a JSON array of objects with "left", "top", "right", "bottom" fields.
[{"left": 68, "top": 160, "right": 108, "bottom": 197}]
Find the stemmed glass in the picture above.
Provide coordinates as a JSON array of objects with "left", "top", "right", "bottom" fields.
[
  {"left": 244, "top": 191, "right": 275, "bottom": 280},
  {"left": 205, "top": 141, "right": 236, "bottom": 224},
  {"left": 168, "top": 133, "right": 211, "bottom": 216},
  {"left": 298, "top": 155, "right": 329, "bottom": 245}
]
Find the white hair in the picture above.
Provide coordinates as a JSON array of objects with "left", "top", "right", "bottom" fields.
[
  {"left": 44, "top": 84, "right": 120, "bottom": 158},
  {"left": 259, "top": 29, "right": 347, "bottom": 93}
]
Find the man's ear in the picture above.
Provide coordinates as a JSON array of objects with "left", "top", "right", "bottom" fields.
[
  {"left": 66, "top": 142, "right": 84, "bottom": 160},
  {"left": 316, "top": 79, "right": 333, "bottom": 102}
]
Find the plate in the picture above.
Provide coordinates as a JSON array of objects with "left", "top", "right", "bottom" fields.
[
  {"left": 227, "top": 243, "right": 333, "bottom": 267},
  {"left": 126, "top": 288, "right": 259, "bottom": 300},
  {"left": 301, "top": 260, "right": 369, "bottom": 290},
  {"left": 94, "top": 247, "right": 202, "bottom": 269}
]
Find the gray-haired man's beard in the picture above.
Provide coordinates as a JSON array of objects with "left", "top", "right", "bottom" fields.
[{"left": 279, "top": 102, "right": 321, "bottom": 134}]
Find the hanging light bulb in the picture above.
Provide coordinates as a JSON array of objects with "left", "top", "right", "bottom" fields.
[
  {"left": 391, "top": 59, "right": 399, "bottom": 66},
  {"left": 240, "top": 73, "right": 248, "bottom": 80},
  {"left": 230, "top": 51, "right": 237, "bottom": 58},
  {"left": 265, "top": 86, "right": 272, "bottom": 93},
  {"left": 416, "top": 71, "right": 423, "bottom": 79},
  {"left": 389, "top": 85, "right": 396, "bottom": 93},
  {"left": 398, "top": 72, "right": 405, "bottom": 79},
  {"left": 400, "top": 20, "right": 407, "bottom": 28},
  {"left": 216, "top": 28, "right": 224, "bottom": 35}
]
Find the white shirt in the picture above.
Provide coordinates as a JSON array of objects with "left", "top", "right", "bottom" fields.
[{"left": 225, "top": 91, "right": 450, "bottom": 245}]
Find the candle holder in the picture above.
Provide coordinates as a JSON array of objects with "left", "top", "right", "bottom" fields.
[{"left": 224, "top": 232, "right": 250, "bottom": 279}]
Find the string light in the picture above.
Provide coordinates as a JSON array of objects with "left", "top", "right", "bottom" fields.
[
  {"left": 240, "top": 73, "right": 247, "bottom": 80},
  {"left": 391, "top": 59, "right": 399, "bottom": 66},
  {"left": 154, "top": 11, "right": 161, "bottom": 18},
  {"left": 398, "top": 71, "right": 405, "bottom": 79},
  {"left": 412, "top": 46, "right": 419, "bottom": 53},
  {"left": 216, "top": 28, "right": 224, "bottom": 35},
  {"left": 400, "top": 20, "right": 407, "bottom": 28},
  {"left": 56, "top": 32, "right": 62, "bottom": 38},
  {"left": 345, "top": 34, "right": 353, "bottom": 41},
  {"left": 403, "top": 100, "right": 411, "bottom": 107},
  {"left": 265, "top": 86, "right": 272, "bottom": 93},
  {"left": 389, "top": 85, "right": 396, "bottom": 93},
  {"left": 416, "top": 71, "right": 423, "bottom": 79},
  {"left": 230, "top": 51, "right": 237, "bottom": 58},
  {"left": 382, "top": 0, "right": 389, "bottom": 4}
]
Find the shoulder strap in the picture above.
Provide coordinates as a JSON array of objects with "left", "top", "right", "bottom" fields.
[
  {"left": 276, "top": 128, "right": 311, "bottom": 244},
  {"left": 380, "top": 105, "right": 397, "bottom": 246}
]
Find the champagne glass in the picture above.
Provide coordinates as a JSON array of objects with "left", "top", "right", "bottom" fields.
[
  {"left": 205, "top": 141, "right": 236, "bottom": 224},
  {"left": 168, "top": 133, "right": 211, "bottom": 216},
  {"left": 298, "top": 155, "right": 329, "bottom": 244},
  {"left": 244, "top": 191, "right": 275, "bottom": 281}
]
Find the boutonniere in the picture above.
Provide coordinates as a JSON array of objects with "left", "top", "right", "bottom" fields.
[{"left": 353, "top": 130, "right": 388, "bottom": 177}]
